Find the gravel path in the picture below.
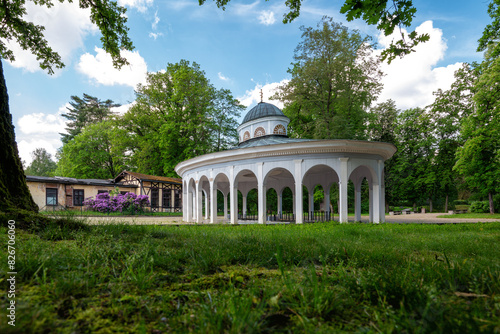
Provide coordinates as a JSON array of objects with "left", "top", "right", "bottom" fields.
[{"left": 83, "top": 213, "right": 499, "bottom": 225}]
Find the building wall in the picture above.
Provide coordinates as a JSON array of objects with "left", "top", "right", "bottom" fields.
[{"left": 27, "top": 181, "right": 138, "bottom": 210}]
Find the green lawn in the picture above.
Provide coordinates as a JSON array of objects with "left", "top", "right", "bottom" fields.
[
  {"left": 1, "top": 220, "right": 499, "bottom": 333},
  {"left": 437, "top": 213, "right": 500, "bottom": 219}
]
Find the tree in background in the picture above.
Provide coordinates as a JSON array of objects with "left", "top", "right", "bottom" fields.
[
  {"left": 368, "top": 100, "right": 399, "bottom": 210},
  {"left": 275, "top": 17, "right": 382, "bottom": 140},
  {"left": 392, "top": 108, "right": 436, "bottom": 210},
  {"left": 454, "top": 56, "right": 500, "bottom": 214},
  {"left": 0, "top": 0, "right": 132, "bottom": 216},
  {"left": 428, "top": 63, "right": 477, "bottom": 211},
  {"left": 61, "top": 94, "right": 119, "bottom": 144},
  {"left": 120, "top": 60, "right": 242, "bottom": 177},
  {"left": 25, "top": 148, "right": 57, "bottom": 177},
  {"left": 56, "top": 120, "right": 131, "bottom": 180},
  {"left": 210, "top": 88, "right": 244, "bottom": 151}
]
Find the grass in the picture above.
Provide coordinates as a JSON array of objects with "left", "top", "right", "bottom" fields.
[
  {"left": 437, "top": 213, "right": 500, "bottom": 219},
  {"left": 1, "top": 220, "right": 499, "bottom": 333}
]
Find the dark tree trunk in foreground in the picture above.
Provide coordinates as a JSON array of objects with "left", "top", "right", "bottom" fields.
[{"left": 0, "top": 60, "right": 38, "bottom": 214}]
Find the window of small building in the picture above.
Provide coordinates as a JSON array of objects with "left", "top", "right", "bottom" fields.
[
  {"left": 120, "top": 191, "right": 129, "bottom": 195},
  {"left": 162, "top": 190, "right": 172, "bottom": 208},
  {"left": 151, "top": 188, "right": 159, "bottom": 208},
  {"left": 175, "top": 189, "right": 182, "bottom": 208},
  {"left": 46, "top": 188, "right": 58, "bottom": 206},
  {"left": 97, "top": 190, "right": 109, "bottom": 194},
  {"left": 73, "top": 189, "right": 84, "bottom": 206}
]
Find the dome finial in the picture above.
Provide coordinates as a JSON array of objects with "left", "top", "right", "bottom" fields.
[{"left": 260, "top": 89, "right": 263, "bottom": 103}]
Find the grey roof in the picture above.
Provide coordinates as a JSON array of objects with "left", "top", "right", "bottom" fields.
[
  {"left": 25, "top": 175, "right": 137, "bottom": 187},
  {"left": 242, "top": 102, "right": 286, "bottom": 124},
  {"left": 234, "top": 135, "right": 314, "bottom": 149}
]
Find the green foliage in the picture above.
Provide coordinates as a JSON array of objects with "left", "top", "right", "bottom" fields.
[
  {"left": 0, "top": 0, "right": 133, "bottom": 73},
  {"left": 121, "top": 60, "right": 242, "bottom": 177},
  {"left": 61, "top": 94, "right": 119, "bottom": 144},
  {"left": 469, "top": 201, "right": 490, "bottom": 214},
  {"left": 454, "top": 58, "right": 500, "bottom": 213},
  {"left": 24, "top": 148, "right": 57, "bottom": 176},
  {"left": 275, "top": 17, "right": 382, "bottom": 140},
  {"left": 1, "top": 223, "right": 498, "bottom": 332},
  {"left": 477, "top": 0, "right": 500, "bottom": 59},
  {"left": 56, "top": 120, "right": 130, "bottom": 179}
]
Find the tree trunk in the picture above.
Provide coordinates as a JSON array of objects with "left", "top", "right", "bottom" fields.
[
  {"left": 489, "top": 192, "right": 495, "bottom": 214},
  {"left": 429, "top": 198, "right": 433, "bottom": 213},
  {"left": 444, "top": 194, "right": 449, "bottom": 213},
  {"left": 0, "top": 59, "right": 38, "bottom": 214}
]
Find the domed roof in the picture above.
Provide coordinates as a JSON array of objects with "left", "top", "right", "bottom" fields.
[{"left": 242, "top": 102, "right": 286, "bottom": 124}]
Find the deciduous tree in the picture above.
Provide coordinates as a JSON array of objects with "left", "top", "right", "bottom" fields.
[
  {"left": 25, "top": 148, "right": 57, "bottom": 177},
  {"left": 56, "top": 120, "right": 130, "bottom": 179},
  {"left": 275, "top": 17, "right": 383, "bottom": 140}
]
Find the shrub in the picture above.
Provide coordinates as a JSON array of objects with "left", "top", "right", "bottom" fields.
[
  {"left": 469, "top": 201, "right": 490, "bottom": 213},
  {"left": 84, "top": 192, "right": 150, "bottom": 214}
]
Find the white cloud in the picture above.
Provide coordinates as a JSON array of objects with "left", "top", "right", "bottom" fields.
[
  {"left": 117, "top": 0, "right": 153, "bottom": 13},
  {"left": 77, "top": 47, "right": 148, "bottom": 88},
  {"left": 258, "top": 10, "right": 276, "bottom": 25},
  {"left": 4, "top": 1, "right": 97, "bottom": 74},
  {"left": 112, "top": 102, "right": 136, "bottom": 115},
  {"left": 152, "top": 10, "right": 160, "bottom": 30},
  {"left": 238, "top": 79, "right": 289, "bottom": 109},
  {"left": 375, "top": 21, "right": 462, "bottom": 110},
  {"left": 16, "top": 104, "right": 69, "bottom": 165},
  {"left": 149, "top": 32, "right": 164, "bottom": 40},
  {"left": 218, "top": 72, "right": 230, "bottom": 81}
]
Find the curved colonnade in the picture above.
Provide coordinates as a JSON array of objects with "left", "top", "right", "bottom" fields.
[{"left": 175, "top": 139, "right": 396, "bottom": 224}]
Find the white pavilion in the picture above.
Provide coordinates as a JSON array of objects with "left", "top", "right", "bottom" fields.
[{"left": 175, "top": 101, "right": 396, "bottom": 224}]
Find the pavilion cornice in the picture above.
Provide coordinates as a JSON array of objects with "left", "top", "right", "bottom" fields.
[{"left": 175, "top": 140, "right": 397, "bottom": 176}]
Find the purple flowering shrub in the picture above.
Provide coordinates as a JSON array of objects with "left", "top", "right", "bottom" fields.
[{"left": 83, "top": 192, "right": 150, "bottom": 214}]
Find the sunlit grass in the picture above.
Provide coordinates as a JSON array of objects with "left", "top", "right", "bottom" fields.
[
  {"left": 1, "top": 221, "right": 499, "bottom": 333},
  {"left": 437, "top": 213, "right": 500, "bottom": 219}
]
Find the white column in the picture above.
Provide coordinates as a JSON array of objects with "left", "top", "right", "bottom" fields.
[
  {"left": 355, "top": 181, "right": 362, "bottom": 222},
  {"left": 369, "top": 186, "right": 373, "bottom": 223},
  {"left": 294, "top": 159, "right": 303, "bottom": 224},
  {"left": 182, "top": 181, "right": 187, "bottom": 222},
  {"left": 230, "top": 167, "right": 238, "bottom": 225},
  {"left": 204, "top": 190, "right": 209, "bottom": 219},
  {"left": 186, "top": 183, "right": 192, "bottom": 222},
  {"left": 257, "top": 162, "right": 265, "bottom": 224},
  {"left": 196, "top": 182, "right": 202, "bottom": 223},
  {"left": 242, "top": 194, "right": 247, "bottom": 218},
  {"left": 210, "top": 181, "right": 217, "bottom": 224},
  {"left": 379, "top": 160, "right": 386, "bottom": 223},
  {"left": 339, "top": 158, "right": 349, "bottom": 223},
  {"left": 223, "top": 193, "right": 228, "bottom": 221},
  {"left": 372, "top": 160, "right": 383, "bottom": 224}
]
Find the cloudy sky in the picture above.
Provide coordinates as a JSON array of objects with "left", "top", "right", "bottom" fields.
[{"left": 3, "top": 0, "right": 489, "bottom": 165}]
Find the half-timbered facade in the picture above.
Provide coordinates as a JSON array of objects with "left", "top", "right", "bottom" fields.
[{"left": 27, "top": 171, "right": 182, "bottom": 212}]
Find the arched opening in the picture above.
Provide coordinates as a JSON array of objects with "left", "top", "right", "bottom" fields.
[
  {"left": 264, "top": 167, "right": 295, "bottom": 222},
  {"left": 303, "top": 164, "right": 339, "bottom": 222},
  {"left": 234, "top": 169, "right": 258, "bottom": 223},
  {"left": 349, "top": 165, "right": 378, "bottom": 223},
  {"left": 212, "top": 173, "right": 230, "bottom": 223}
]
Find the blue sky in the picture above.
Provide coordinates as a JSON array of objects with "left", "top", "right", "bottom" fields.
[{"left": 3, "top": 0, "right": 490, "bottom": 165}]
